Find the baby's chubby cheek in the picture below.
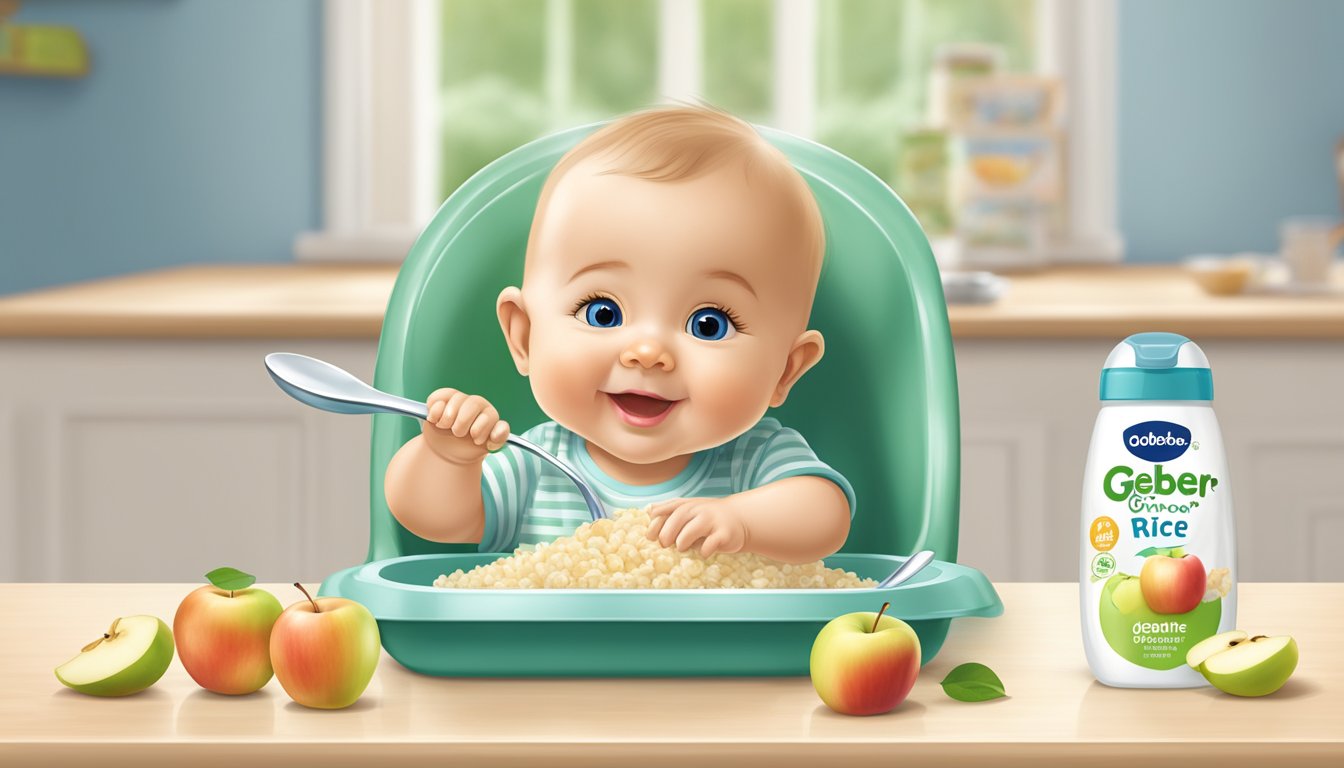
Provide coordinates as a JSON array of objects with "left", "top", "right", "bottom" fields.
[
  {"left": 524, "top": 329, "right": 610, "bottom": 422},
  {"left": 680, "top": 343, "right": 782, "bottom": 437}
]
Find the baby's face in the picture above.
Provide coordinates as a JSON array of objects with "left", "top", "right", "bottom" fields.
[{"left": 507, "top": 160, "right": 822, "bottom": 465}]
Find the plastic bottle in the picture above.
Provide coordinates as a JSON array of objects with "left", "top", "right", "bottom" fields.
[{"left": 1080, "top": 332, "right": 1237, "bottom": 688}]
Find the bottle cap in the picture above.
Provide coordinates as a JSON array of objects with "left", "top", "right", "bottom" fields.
[{"left": 1100, "top": 332, "right": 1213, "bottom": 401}]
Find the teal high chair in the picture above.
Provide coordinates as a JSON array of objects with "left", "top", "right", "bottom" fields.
[{"left": 318, "top": 124, "right": 1002, "bottom": 676}]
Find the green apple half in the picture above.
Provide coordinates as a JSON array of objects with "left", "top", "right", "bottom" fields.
[
  {"left": 1186, "top": 630, "right": 1299, "bottom": 697},
  {"left": 55, "top": 615, "right": 175, "bottom": 697}
]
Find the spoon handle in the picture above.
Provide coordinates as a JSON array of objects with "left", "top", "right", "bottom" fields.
[
  {"left": 399, "top": 402, "right": 606, "bottom": 519},
  {"left": 507, "top": 434, "right": 608, "bottom": 520},
  {"left": 876, "top": 549, "right": 935, "bottom": 589}
]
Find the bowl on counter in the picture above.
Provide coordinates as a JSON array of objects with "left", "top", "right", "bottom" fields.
[{"left": 1184, "top": 255, "right": 1259, "bottom": 296}]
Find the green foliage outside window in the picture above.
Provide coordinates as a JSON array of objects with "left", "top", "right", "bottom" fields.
[{"left": 439, "top": 0, "right": 1034, "bottom": 198}]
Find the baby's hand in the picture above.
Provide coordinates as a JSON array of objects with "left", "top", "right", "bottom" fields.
[
  {"left": 645, "top": 497, "right": 748, "bottom": 558},
  {"left": 421, "top": 388, "right": 510, "bottom": 464}
]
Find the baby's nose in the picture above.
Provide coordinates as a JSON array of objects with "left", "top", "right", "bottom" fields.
[{"left": 620, "top": 339, "right": 676, "bottom": 371}]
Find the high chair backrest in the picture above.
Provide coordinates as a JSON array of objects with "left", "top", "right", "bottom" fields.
[{"left": 365, "top": 124, "right": 961, "bottom": 563}]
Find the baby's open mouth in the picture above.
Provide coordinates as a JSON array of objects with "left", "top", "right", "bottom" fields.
[{"left": 606, "top": 390, "right": 681, "bottom": 427}]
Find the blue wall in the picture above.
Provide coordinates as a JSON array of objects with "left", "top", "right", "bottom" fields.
[
  {"left": 1118, "top": 0, "right": 1344, "bottom": 262},
  {"left": 0, "top": 0, "right": 321, "bottom": 296}
]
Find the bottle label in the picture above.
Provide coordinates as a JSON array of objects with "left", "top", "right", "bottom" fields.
[{"left": 1086, "top": 417, "right": 1233, "bottom": 671}]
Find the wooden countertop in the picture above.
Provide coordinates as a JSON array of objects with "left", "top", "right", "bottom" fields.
[
  {"left": 0, "top": 264, "right": 1342, "bottom": 339},
  {"left": 1, "top": 582, "right": 1339, "bottom": 767},
  {"left": 0, "top": 265, "right": 396, "bottom": 339}
]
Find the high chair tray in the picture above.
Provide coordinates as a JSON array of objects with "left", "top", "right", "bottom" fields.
[{"left": 319, "top": 552, "right": 1002, "bottom": 677}]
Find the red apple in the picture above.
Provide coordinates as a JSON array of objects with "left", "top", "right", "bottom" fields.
[
  {"left": 1140, "top": 553, "right": 1206, "bottom": 614},
  {"left": 270, "top": 583, "right": 380, "bottom": 709},
  {"left": 810, "top": 602, "right": 921, "bottom": 716},
  {"left": 174, "top": 568, "right": 283, "bottom": 695}
]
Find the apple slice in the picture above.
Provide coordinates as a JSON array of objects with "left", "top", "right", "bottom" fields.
[
  {"left": 1198, "top": 634, "right": 1299, "bottom": 697},
  {"left": 55, "top": 615, "right": 175, "bottom": 697},
  {"left": 1185, "top": 630, "right": 1248, "bottom": 669}
]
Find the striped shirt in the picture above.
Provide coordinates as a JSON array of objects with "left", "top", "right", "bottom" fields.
[{"left": 478, "top": 417, "right": 856, "bottom": 553}]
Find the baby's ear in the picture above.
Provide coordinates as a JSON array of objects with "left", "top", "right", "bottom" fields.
[
  {"left": 496, "top": 286, "right": 532, "bottom": 376},
  {"left": 771, "top": 330, "right": 825, "bottom": 407}
]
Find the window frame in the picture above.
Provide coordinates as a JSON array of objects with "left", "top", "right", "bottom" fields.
[{"left": 298, "top": 0, "right": 1119, "bottom": 263}]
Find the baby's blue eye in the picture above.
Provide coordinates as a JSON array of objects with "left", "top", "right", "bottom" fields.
[
  {"left": 580, "top": 298, "right": 623, "bottom": 328},
  {"left": 687, "top": 308, "right": 736, "bottom": 341}
]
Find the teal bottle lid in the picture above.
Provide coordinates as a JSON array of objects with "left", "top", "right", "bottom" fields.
[{"left": 1099, "top": 332, "right": 1213, "bottom": 401}]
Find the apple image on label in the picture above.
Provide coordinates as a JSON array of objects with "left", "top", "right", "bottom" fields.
[
  {"left": 270, "top": 583, "right": 381, "bottom": 709},
  {"left": 174, "top": 567, "right": 284, "bottom": 695},
  {"left": 1099, "top": 573, "right": 1220, "bottom": 669},
  {"left": 810, "top": 601, "right": 921, "bottom": 716},
  {"left": 1140, "top": 552, "right": 1205, "bottom": 614},
  {"left": 55, "top": 615, "right": 174, "bottom": 697},
  {"left": 1186, "top": 630, "right": 1299, "bottom": 697}
]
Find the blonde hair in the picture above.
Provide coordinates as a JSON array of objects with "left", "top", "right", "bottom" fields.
[{"left": 527, "top": 104, "right": 825, "bottom": 273}]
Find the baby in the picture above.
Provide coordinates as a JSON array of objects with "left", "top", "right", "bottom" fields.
[{"left": 384, "top": 105, "right": 855, "bottom": 565}]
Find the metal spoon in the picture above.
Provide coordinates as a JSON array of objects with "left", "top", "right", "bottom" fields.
[
  {"left": 876, "top": 549, "right": 935, "bottom": 589},
  {"left": 264, "top": 353, "right": 608, "bottom": 521}
]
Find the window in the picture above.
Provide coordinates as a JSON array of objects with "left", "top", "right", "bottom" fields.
[
  {"left": 439, "top": 0, "right": 660, "bottom": 195},
  {"left": 437, "top": 0, "right": 1034, "bottom": 196},
  {"left": 816, "top": 0, "right": 1035, "bottom": 189},
  {"left": 300, "top": 0, "right": 1117, "bottom": 263}
]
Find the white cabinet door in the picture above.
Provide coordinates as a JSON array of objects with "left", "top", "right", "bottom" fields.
[
  {"left": 1204, "top": 340, "right": 1344, "bottom": 582},
  {"left": 0, "top": 339, "right": 376, "bottom": 583},
  {"left": 955, "top": 342, "right": 1098, "bottom": 582}
]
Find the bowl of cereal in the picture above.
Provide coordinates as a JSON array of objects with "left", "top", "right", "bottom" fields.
[{"left": 319, "top": 508, "right": 1001, "bottom": 677}]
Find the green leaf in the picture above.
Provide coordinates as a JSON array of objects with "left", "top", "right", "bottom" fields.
[
  {"left": 1137, "top": 546, "right": 1183, "bottom": 559},
  {"left": 940, "top": 662, "right": 1007, "bottom": 702},
  {"left": 206, "top": 566, "right": 256, "bottom": 591}
]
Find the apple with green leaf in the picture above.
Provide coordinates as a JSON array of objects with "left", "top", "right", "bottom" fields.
[
  {"left": 55, "top": 615, "right": 174, "bottom": 697},
  {"left": 1140, "top": 549, "right": 1206, "bottom": 614},
  {"left": 270, "top": 583, "right": 381, "bottom": 709},
  {"left": 810, "top": 601, "right": 921, "bottom": 716},
  {"left": 174, "top": 566, "right": 283, "bottom": 694},
  {"left": 1187, "top": 630, "right": 1299, "bottom": 696}
]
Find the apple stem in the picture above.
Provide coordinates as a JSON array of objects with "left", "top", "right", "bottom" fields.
[
  {"left": 294, "top": 582, "right": 320, "bottom": 613},
  {"left": 871, "top": 601, "right": 891, "bottom": 633}
]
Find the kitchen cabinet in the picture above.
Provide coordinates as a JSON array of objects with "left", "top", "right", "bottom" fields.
[{"left": 0, "top": 339, "right": 375, "bottom": 583}]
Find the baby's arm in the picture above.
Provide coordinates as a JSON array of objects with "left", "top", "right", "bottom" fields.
[
  {"left": 722, "top": 476, "right": 850, "bottom": 562},
  {"left": 647, "top": 476, "right": 850, "bottom": 564},
  {"left": 384, "top": 389, "right": 510, "bottom": 543},
  {"left": 648, "top": 422, "right": 854, "bottom": 563}
]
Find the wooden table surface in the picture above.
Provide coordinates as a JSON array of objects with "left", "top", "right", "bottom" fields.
[
  {"left": 0, "top": 263, "right": 1341, "bottom": 339},
  {"left": 1, "top": 582, "right": 1338, "bottom": 767}
]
